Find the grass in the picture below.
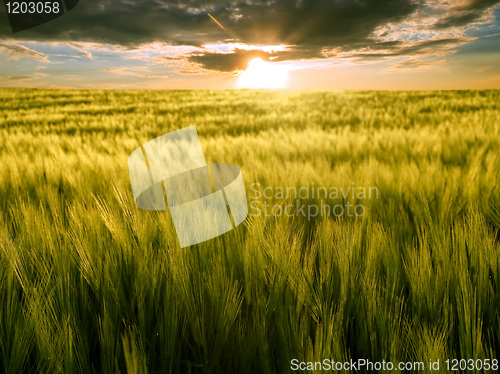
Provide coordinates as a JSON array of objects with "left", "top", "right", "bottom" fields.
[{"left": 0, "top": 88, "right": 499, "bottom": 373}]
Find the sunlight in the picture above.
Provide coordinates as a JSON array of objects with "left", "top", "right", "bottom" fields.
[{"left": 238, "top": 58, "right": 287, "bottom": 89}]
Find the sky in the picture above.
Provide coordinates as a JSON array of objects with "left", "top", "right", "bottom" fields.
[{"left": 1, "top": 0, "right": 500, "bottom": 90}]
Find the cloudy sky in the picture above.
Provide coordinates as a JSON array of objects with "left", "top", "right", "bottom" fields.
[{"left": 1, "top": 0, "right": 499, "bottom": 89}]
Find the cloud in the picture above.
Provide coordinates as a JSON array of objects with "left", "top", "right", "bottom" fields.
[
  {"left": 5, "top": 75, "right": 35, "bottom": 80},
  {"left": 80, "top": 51, "right": 93, "bottom": 59},
  {"left": 385, "top": 57, "right": 449, "bottom": 72},
  {"left": 177, "top": 70, "right": 202, "bottom": 75},
  {"left": 1, "top": 72, "right": 47, "bottom": 81},
  {"left": 434, "top": 0, "right": 500, "bottom": 28},
  {"left": 105, "top": 67, "right": 168, "bottom": 79},
  {"left": 0, "top": 0, "right": 420, "bottom": 47},
  {"left": 0, "top": 42, "right": 50, "bottom": 62},
  {"left": 189, "top": 48, "right": 273, "bottom": 72},
  {"left": 0, "top": 0, "right": 499, "bottom": 72},
  {"left": 323, "top": 38, "right": 469, "bottom": 61}
]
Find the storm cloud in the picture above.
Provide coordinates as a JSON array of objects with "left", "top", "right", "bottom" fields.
[
  {"left": 0, "top": 0, "right": 420, "bottom": 45},
  {"left": 1, "top": 0, "right": 499, "bottom": 72}
]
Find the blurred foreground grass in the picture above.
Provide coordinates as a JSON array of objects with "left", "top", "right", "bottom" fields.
[{"left": 0, "top": 89, "right": 500, "bottom": 373}]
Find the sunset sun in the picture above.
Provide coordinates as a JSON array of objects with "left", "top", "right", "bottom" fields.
[{"left": 238, "top": 58, "right": 288, "bottom": 89}]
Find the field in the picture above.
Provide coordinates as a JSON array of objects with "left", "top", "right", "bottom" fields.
[{"left": 0, "top": 88, "right": 500, "bottom": 373}]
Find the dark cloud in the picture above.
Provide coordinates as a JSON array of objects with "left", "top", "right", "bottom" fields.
[
  {"left": 188, "top": 38, "right": 466, "bottom": 71},
  {"left": 190, "top": 49, "right": 272, "bottom": 71},
  {"left": 435, "top": 0, "right": 500, "bottom": 28},
  {"left": 1, "top": 0, "right": 499, "bottom": 72},
  {"left": 1, "top": 0, "right": 419, "bottom": 47},
  {"left": 1, "top": 1, "right": 218, "bottom": 46},
  {"left": 217, "top": 0, "right": 420, "bottom": 46},
  {"left": 349, "top": 38, "right": 467, "bottom": 59}
]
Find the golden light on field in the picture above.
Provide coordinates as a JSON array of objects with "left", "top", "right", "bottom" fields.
[{"left": 238, "top": 58, "right": 287, "bottom": 89}]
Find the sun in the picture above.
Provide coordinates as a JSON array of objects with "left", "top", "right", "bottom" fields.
[{"left": 238, "top": 58, "right": 287, "bottom": 89}]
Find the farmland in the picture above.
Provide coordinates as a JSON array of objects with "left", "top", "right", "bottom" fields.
[{"left": 0, "top": 88, "right": 500, "bottom": 373}]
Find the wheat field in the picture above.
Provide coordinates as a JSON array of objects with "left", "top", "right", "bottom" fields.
[{"left": 0, "top": 88, "right": 500, "bottom": 373}]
